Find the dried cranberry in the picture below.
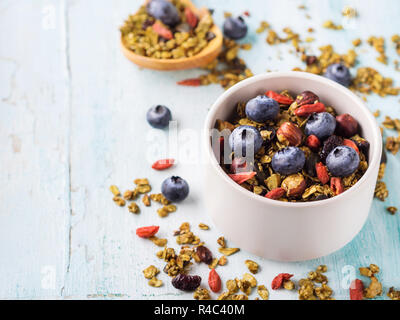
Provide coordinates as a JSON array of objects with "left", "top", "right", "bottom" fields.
[
  {"left": 196, "top": 246, "right": 213, "bottom": 264},
  {"left": 304, "top": 152, "right": 321, "bottom": 177},
  {"left": 172, "top": 274, "right": 201, "bottom": 291},
  {"left": 319, "top": 135, "right": 343, "bottom": 163}
]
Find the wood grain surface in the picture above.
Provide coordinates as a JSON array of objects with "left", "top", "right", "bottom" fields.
[{"left": 0, "top": 0, "right": 399, "bottom": 300}]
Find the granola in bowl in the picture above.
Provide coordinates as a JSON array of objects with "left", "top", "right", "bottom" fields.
[
  {"left": 214, "top": 89, "right": 370, "bottom": 202},
  {"left": 120, "top": 0, "right": 215, "bottom": 60}
]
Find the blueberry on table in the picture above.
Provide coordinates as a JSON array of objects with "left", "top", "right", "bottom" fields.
[
  {"left": 271, "top": 147, "right": 306, "bottom": 175},
  {"left": 161, "top": 176, "right": 189, "bottom": 202},
  {"left": 223, "top": 16, "right": 248, "bottom": 40},
  {"left": 326, "top": 146, "right": 360, "bottom": 177},
  {"left": 146, "top": 105, "right": 172, "bottom": 129},
  {"left": 324, "top": 63, "right": 352, "bottom": 87},
  {"left": 305, "top": 112, "right": 336, "bottom": 140},
  {"left": 229, "top": 125, "right": 263, "bottom": 157},
  {"left": 245, "top": 95, "right": 280, "bottom": 123},
  {"left": 147, "top": 0, "right": 180, "bottom": 27}
]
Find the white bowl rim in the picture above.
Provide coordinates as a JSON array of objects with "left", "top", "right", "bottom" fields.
[{"left": 203, "top": 71, "right": 382, "bottom": 208}]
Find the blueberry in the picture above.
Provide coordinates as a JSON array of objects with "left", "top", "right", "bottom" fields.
[
  {"left": 229, "top": 125, "right": 263, "bottom": 157},
  {"left": 324, "top": 63, "right": 352, "bottom": 87},
  {"left": 245, "top": 95, "right": 280, "bottom": 123},
  {"left": 271, "top": 147, "right": 306, "bottom": 175},
  {"left": 326, "top": 146, "right": 360, "bottom": 177},
  {"left": 161, "top": 176, "right": 189, "bottom": 202},
  {"left": 223, "top": 16, "right": 247, "bottom": 40},
  {"left": 305, "top": 112, "right": 336, "bottom": 140},
  {"left": 147, "top": 0, "right": 180, "bottom": 27},
  {"left": 146, "top": 105, "right": 172, "bottom": 129}
]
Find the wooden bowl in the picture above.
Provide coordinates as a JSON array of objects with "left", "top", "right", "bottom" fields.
[{"left": 120, "top": 0, "right": 223, "bottom": 71}]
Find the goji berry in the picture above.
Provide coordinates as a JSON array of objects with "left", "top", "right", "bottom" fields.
[
  {"left": 152, "top": 21, "right": 173, "bottom": 40},
  {"left": 177, "top": 78, "right": 201, "bottom": 86},
  {"left": 271, "top": 273, "right": 293, "bottom": 290},
  {"left": 315, "top": 162, "right": 329, "bottom": 185},
  {"left": 265, "top": 187, "right": 285, "bottom": 200},
  {"left": 184, "top": 7, "right": 198, "bottom": 28},
  {"left": 228, "top": 172, "right": 256, "bottom": 184},
  {"left": 330, "top": 177, "right": 344, "bottom": 195},
  {"left": 136, "top": 226, "right": 159, "bottom": 238},
  {"left": 343, "top": 139, "right": 359, "bottom": 154},
  {"left": 265, "top": 90, "right": 294, "bottom": 105},
  {"left": 208, "top": 269, "right": 221, "bottom": 293},
  {"left": 350, "top": 279, "right": 364, "bottom": 300},
  {"left": 151, "top": 159, "right": 175, "bottom": 170},
  {"left": 294, "top": 102, "right": 326, "bottom": 117},
  {"left": 305, "top": 135, "right": 321, "bottom": 150}
]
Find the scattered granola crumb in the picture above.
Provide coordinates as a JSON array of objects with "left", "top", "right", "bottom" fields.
[
  {"left": 257, "top": 285, "right": 269, "bottom": 300},
  {"left": 218, "top": 255, "right": 227, "bottom": 266},
  {"left": 128, "top": 201, "right": 140, "bottom": 213},
  {"left": 198, "top": 223, "right": 209, "bottom": 230},
  {"left": 322, "top": 20, "right": 343, "bottom": 30},
  {"left": 194, "top": 287, "right": 210, "bottom": 300},
  {"left": 342, "top": 6, "right": 357, "bottom": 18},
  {"left": 218, "top": 247, "right": 240, "bottom": 256},
  {"left": 142, "top": 194, "right": 150, "bottom": 206},
  {"left": 374, "top": 181, "right": 389, "bottom": 201},
  {"left": 367, "top": 36, "right": 387, "bottom": 64},
  {"left": 245, "top": 259, "right": 259, "bottom": 274},
  {"left": 109, "top": 185, "right": 121, "bottom": 196},
  {"left": 373, "top": 110, "right": 380, "bottom": 117},
  {"left": 217, "top": 236, "right": 226, "bottom": 248},
  {"left": 386, "top": 206, "right": 397, "bottom": 215},
  {"left": 387, "top": 287, "right": 400, "bottom": 300},
  {"left": 113, "top": 196, "right": 126, "bottom": 207},
  {"left": 352, "top": 38, "right": 362, "bottom": 47},
  {"left": 256, "top": 21, "right": 270, "bottom": 33},
  {"left": 143, "top": 265, "right": 159, "bottom": 279}
]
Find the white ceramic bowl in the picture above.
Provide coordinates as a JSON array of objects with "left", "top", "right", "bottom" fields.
[{"left": 203, "top": 72, "right": 382, "bottom": 262}]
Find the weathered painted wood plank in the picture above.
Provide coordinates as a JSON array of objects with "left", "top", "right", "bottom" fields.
[
  {"left": 0, "top": 0, "right": 71, "bottom": 298},
  {"left": 0, "top": 0, "right": 399, "bottom": 299}
]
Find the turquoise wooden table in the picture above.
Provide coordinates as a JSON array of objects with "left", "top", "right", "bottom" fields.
[{"left": 0, "top": 0, "right": 399, "bottom": 300}]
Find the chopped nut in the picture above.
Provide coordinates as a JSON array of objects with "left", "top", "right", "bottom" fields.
[{"left": 198, "top": 223, "right": 209, "bottom": 230}]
